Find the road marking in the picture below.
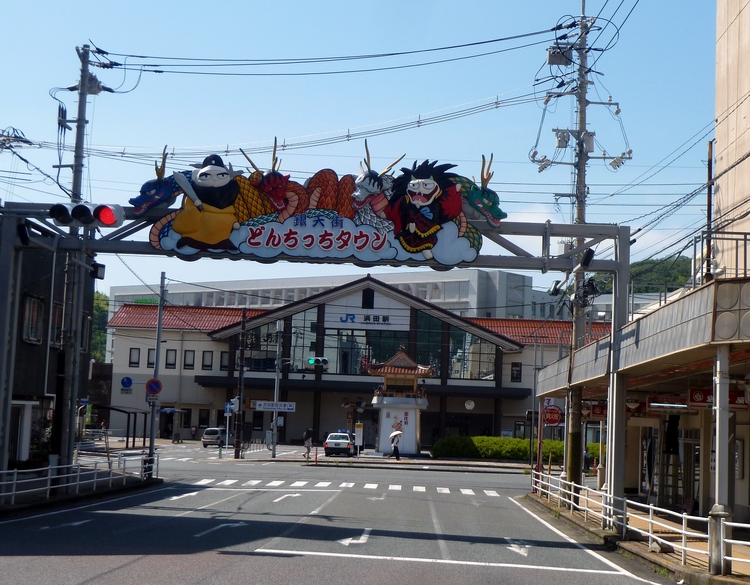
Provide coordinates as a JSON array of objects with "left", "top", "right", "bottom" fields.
[
  {"left": 255, "top": 549, "right": 624, "bottom": 574},
  {"left": 437, "top": 487, "right": 450, "bottom": 494},
  {"left": 364, "top": 483, "right": 378, "bottom": 489},
  {"left": 460, "top": 488, "right": 475, "bottom": 495},
  {"left": 216, "top": 479, "right": 238, "bottom": 486},
  {"left": 413, "top": 486, "right": 426, "bottom": 492},
  {"left": 340, "top": 482, "right": 355, "bottom": 488},
  {"left": 290, "top": 481, "right": 308, "bottom": 487},
  {"left": 315, "top": 481, "right": 332, "bottom": 487},
  {"left": 505, "top": 538, "right": 530, "bottom": 557},
  {"left": 39, "top": 520, "right": 91, "bottom": 531},
  {"left": 194, "top": 521, "right": 246, "bottom": 538},
  {"left": 242, "top": 480, "right": 262, "bottom": 486},
  {"left": 266, "top": 480, "right": 284, "bottom": 487},
  {"left": 338, "top": 528, "right": 371, "bottom": 546},
  {"left": 195, "top": 479, "right": 214, "bottom": 485},
  {"left": 273, "top": 493, "right": 301, "bottom": 503},
  {"left": 388, "top": 485, "right": 402, "bottom": 491},
  {"left": 484, "top": 490, "right": 500, "bottom": 497},
  {"left": 170, "top": 492, "right": 199, "bottom": 500}
]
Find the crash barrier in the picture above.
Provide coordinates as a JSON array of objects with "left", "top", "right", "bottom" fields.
[
  {"left": 0, "top": 455, "right": 157, "bottom": 507},
  {"left": 530, "top": 469, "right": 743, "bottom": 575}
]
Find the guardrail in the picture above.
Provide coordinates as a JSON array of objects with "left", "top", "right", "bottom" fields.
[
  {"left": 0, "top": 455, "right": 157, "bottom": 507},
  {"left": 532, "top": 469, "right": 712, "bottom": 568}
]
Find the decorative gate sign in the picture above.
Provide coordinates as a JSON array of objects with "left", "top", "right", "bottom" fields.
[{"left": 543, "top": 405, "right": 564, "bottom": 426}]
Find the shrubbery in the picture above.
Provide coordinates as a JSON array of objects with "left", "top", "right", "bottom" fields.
[{"left": 430, "top": 435, "right": 598, "bottom": 464}]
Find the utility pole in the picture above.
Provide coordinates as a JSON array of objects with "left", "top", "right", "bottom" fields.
[
  {"left": 529, "top": 3, "right": 631, "bottom": 488},
  {"left": 146, "top": 271, "right": 165, "bottom": 479},
  {"left": 234, "top": 308, "right": 246, "bottom": 459},
  {"left": 59, "top": 45, "right": 92, "bottom": 469}
]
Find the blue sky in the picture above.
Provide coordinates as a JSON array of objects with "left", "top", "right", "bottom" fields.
[{"left": 0, "top": 1, "right": 716, "bottom": 296}]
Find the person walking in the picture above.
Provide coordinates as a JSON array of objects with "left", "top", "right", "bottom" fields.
[
  {"left": 302, "top": 427, "right": 313, "bottom": 459},
  {"left": 389, "top": 433, "right": 400, "bottom": 461}
]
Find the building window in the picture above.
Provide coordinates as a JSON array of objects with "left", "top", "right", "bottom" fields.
[
  {"left": 202, "top": 351, "right": 213, "bottom": 370},
  {"left": 22, "top": 296, "right": 44, "bottom": 344},
  {"left": 198, "top": 408, "right": 210, "bottom": 428},
  {"left": 362, "top": 288, "right": 374, "bottom": 309},
  {"left": 184, "top": 350, "right": 195, "bottom": 370},
  {"left": 129, "top": 348, "right": 140, "bottom": 368},
  {"left": 147, "top": 348, "right": 156, "bottom": 369},
  {"left": 220, "top": 351, "right": 229, "bottom": 371},
  {"left": 511, "top": 362, "right": 522, "bottom": 383},
  {"left": 165, "top": 349, "right": 177, "bottom": 369}
]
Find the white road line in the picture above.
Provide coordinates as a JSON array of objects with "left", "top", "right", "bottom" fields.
[
  {"left": 364, "top": 483, "right": 378, "bottom": 489},
  {"left": 437, "top": 487, "right": 450, "bottom": 494},
  {"left": 194, "top": 479, "right": 214, "bottom": 485},
  {"left": 340, "top": 482, "right": 355, "bottom": 488},
  {"left": 216, "top": 479, "right": 238, "bottom": 486},
  {"left": 290, "top": 481, "right": 308, "bottom": 487},
  {"left": 413, "top": 486, "right": 426, "bottom": 492},
  {"left": 388, "top": 485, "right": 402, "bottom": 491},
  {"left": 509, "top": 497, "right": 662, "bottom": 585},
  {"left": 242, "top": 480, "right": 262, "bottom": 486},
  {"left": 266, "top": 480, "right": 284, "bottom": 487},
  {"left": 255, "top": 549, "right": 623, "bottom": 574},
  {"left": 460, "top": 488, "right": 475, "bottom": 495},
  {"left": 315, "top": 481, "right": 332, "bottom": 487},
  {"left": 484, "top": 490, "right": 500, "bottom": 497}
]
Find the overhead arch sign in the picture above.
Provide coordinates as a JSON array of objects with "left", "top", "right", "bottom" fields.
[{"left": 132, "top": 145, "right": 507, "bottom": 269}]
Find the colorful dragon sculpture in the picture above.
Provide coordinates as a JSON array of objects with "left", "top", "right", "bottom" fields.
[{"left": 133, "top": 143, "right": 506, "bottom": 263}]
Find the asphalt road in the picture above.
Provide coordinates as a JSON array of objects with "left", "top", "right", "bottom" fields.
[{"left": 0, "top": 443, "right": 673, "bottom": 585}]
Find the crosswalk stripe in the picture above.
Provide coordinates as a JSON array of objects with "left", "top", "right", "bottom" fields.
[
  {"left": 437, "top": 487, "right": 450, "bottom": 494},
  {"left": 364, "top": 483, "right": 378, "bottom": 489},
  {"left": 290, "top": 481, "right": 308, "bottom": 487},
  {"left": 266, "top": 480, "right": 284, "bottom": 487},
  {"left": 216, "top": 480, "right": 238, "bottom": 486},
  {"left": 242, "top": 480, "right": 262, "bottom": 486},
  {"left": 315, "top": 481, "right": 332, "bottom": 487},
  {"left": 389, "top": 485, "right": 402, "bottom": 491},
  {"left": 460, "top": 488, "right": 475, "bottom": 495},
  {"left": 340, "top": 482, "right": 355, "bottom": 488},
  {"left": 195, "top": 479, "right": 214, "bottom": 485},
  {"left": 484, "top": 490, "right": 500, "bottom": 497},
  {"left": 413, "top": 486, "right": 426, "bottom": 492}
]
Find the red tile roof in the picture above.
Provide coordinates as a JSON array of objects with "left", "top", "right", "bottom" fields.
[
  {"left": 468, "top": 318, "right": 610, "bottom": 346},
  {"left": 107, "top": 304, "right": 263, "bottom": 332}
]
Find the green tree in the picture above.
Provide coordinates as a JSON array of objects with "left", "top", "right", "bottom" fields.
[
  {"left": 91, "top": 291, "right": 109, "bottom": 363},
  {"left": 597, "top": 256, "right": 692, "bottom": 294}
]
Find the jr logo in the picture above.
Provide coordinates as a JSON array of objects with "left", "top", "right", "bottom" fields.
[{"left": 340, "top": 313, "right": 355, "bottom": 323}]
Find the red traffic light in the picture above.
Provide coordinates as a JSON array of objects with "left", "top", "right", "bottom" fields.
[{"left": 93, "top": 204, "right": 124, "bottom": 227}]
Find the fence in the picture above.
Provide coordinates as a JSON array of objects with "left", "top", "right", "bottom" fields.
[
  {"left": 0, "top": 455, "right": 157, "bottom": 508},
  {"left": 531, "top": 468, "right": 750, "bottom": 577}
]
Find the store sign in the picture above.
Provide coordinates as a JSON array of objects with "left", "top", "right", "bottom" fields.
[
  {"left": 688, "top": 387, "right": 747, "bottom": 410},
  {"left": 647, "top": 395, "right": 697, "bottom": 415}
]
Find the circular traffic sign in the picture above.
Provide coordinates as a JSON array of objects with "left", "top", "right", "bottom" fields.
[
  {"left": 121, "top": 376, "right": 133, "bottom": 388},
  {"left": 543, "top": 405, "right": 564, "bottom": 426},
  {"left": 145, "top": 378, "right": 162, "bottom": 395}
]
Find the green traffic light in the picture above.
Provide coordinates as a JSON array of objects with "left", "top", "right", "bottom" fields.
[{"left": 307, "top": 357, "right": 316, "bottom": 365}]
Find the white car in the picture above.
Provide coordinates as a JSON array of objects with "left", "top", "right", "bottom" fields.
[
  {"left": 324, "top": 432, "right": 355, "bottom": 457},
  {"left": 201, "top": 427, "right": 232, "bottom": 448}
]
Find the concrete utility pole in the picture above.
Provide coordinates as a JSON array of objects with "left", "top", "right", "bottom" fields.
[
  {"left": 234, "top": 308, "right": 246, "bottom": 459},
  {"left": 566, "top": 3, "right": 590, "bottom": 490},
  {"left": 59, "top": 45, "right": 93, "bottom": 469},
  {"left": 146, "top": 271, "right": 166, "bottom": 479}
]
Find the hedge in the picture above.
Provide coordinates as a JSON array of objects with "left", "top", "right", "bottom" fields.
[{"left": 430, "top": 435, "right": 600, "bottom": 463}]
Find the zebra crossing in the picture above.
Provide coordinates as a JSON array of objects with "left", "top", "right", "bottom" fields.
[{"left": 191, "top": 477, "right": 501, "bottom": 497}]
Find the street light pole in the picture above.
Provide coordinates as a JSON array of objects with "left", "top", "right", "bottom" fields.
[
  {"left": 271, "top": 319, "right": 282, "bottom": 459},
  {"left": 146, "top": 271, "right": 165, "bottom": 479},
  {"left": 234, "top": 308, "right": 246, "bottom": 459}
]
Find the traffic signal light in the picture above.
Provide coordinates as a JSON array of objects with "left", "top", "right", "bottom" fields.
[
  {"left": 230, "top": 397, "right": 240, "bottom": 412},
  {"left": 307, "top": 357, "right": 329, "bottom": 367},
  {"left": 49, "top": 203, "right": 125, "bottom": 228}
]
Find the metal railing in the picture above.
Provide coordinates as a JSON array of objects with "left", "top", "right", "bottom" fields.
[
  {"left": 532, "top": 469, "right": 712, "bottom": 567},
  {"left": 0, "top": 455, "right": 157, "bottom": 507}
]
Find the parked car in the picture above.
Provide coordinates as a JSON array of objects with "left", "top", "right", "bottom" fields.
[
  {"left": 324, "top": 432, "right": 355, "bottom": 457},
  {"left": 201, "top": 427, "right": 232, "bottom": 448}
]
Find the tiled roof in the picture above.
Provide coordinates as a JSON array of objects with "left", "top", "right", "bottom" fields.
[
  {"left": 107, "top": 304, "right": 263, "bottom": 332},
  {"left": 468, "top": 318, "right": 610, "bottom": 346}
]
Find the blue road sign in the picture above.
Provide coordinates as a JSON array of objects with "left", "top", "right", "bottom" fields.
[
  {"left": 145, "top": 378, "right": 163, "bottom": 395},
  {"left": 121, "top": 376, "right": 133, "bottom": 388}
]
